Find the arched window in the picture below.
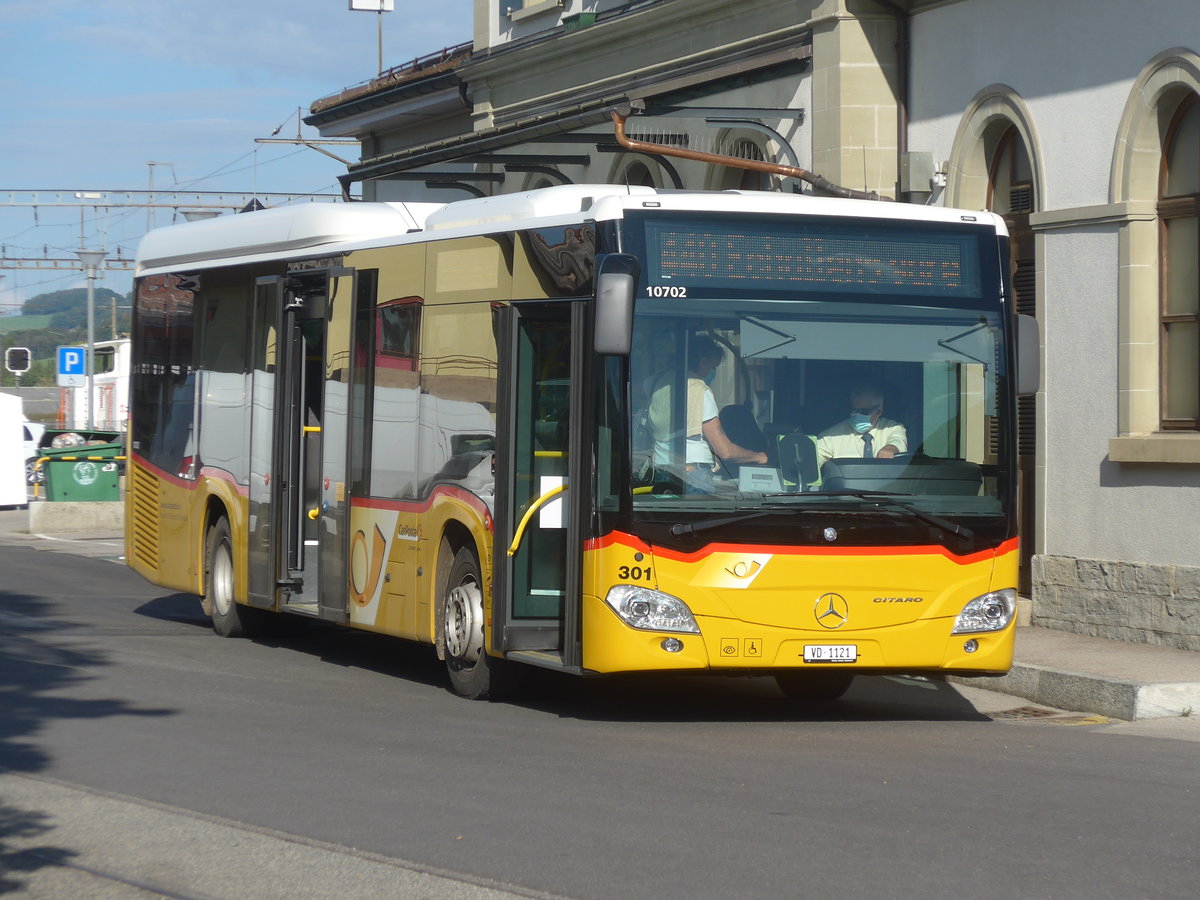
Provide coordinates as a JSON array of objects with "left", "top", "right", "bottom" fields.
[
  {"left": 731, "top": 140, "right": 769, "bottom": 191},
  {"left": 987, "top": 125, "right": 1035, "bottom": 217},
  {"left": 711, "top": 139, "right": 771, "bottom": 191},
  {"left": 1159, "top": 95, "right": 1200, "bottom": 429},
  {"left": 622, "top": 161, "right": 657, "bottom": 188},
  {"left": 986, "top": 123, "right": 1037, "bottom": 594}
]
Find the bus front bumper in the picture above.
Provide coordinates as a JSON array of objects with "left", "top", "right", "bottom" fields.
[{"left": 580, "top": 593, "right": 1015, "bottom": 677}]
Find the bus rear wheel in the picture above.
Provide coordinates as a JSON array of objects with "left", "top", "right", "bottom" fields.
[
  {"left": 206, "top": 518, "right": 261, "bottom": 638},
  {"left": 442, "top": 546, "right": 506, "bottom": 700},
  {"left": 774, "top": 671, "right": 855, "bottom": 704}
]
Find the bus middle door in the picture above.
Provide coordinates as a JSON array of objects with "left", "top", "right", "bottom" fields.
[{"left": 248, "top": 274, "right": 330, "bottom": 615}]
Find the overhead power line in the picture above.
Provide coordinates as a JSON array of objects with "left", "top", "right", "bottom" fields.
[{"left": 0, "top": 189, "right": 346, "bottom": 211}]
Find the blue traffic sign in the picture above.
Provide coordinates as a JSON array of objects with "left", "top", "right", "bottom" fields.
[
  {"left": 58, "top": 346, "right": 85, "bottom": 374},
  {"left": 57, "top": 346, "right": 86, "bottom": 387}
]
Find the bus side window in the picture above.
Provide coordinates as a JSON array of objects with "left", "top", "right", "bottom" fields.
[
  {"left": 377, "top": 299, "right": 421, "bottom": 371},
  {"left": 371, "top": 298, "right": 423, "bottom": 499}
]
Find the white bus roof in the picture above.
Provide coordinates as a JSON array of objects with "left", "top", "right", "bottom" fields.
[
  {"left": 135, "top": 185, "right": 1006, "bottom": 276},
  {"left": 135, "top": 201, "right": 437, "bottom": 275}
]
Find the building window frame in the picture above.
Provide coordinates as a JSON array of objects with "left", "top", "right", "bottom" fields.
[{"left": 1158, "top": 93, "right": 1200, "bottom": 431}]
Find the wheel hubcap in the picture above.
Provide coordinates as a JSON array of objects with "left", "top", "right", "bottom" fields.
[
  {"left": 444, "top": 579, "right": 484, "bottom": 663},
  {"left": 212, "top": 545, "right": 234, "bottom": 617}
]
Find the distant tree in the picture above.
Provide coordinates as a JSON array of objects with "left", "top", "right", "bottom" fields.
[
  {"left": 24, "top": 287, "right": 127, "bottom": 332},
  {"left": 0, "top": 286, "right": 131, "bottom": 387}
]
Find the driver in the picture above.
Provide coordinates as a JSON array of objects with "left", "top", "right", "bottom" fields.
[{"left": 816, "top": 383, "right": 907, "bottom": 466}]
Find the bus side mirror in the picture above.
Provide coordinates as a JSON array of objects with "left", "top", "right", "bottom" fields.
[
  {"left": 594, "top": 253, "right": 639, "bottom": 356},
  {"left": 1016, "top": 314, "right": 1040, "bottom": 396}
]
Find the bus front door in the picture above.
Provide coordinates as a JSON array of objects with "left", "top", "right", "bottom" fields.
[{"left": 493, "top": 302, "right": 585, "bottom": 669}]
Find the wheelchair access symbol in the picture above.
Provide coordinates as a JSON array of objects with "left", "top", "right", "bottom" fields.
[
  {"left": 720, "top": 638, "right": 764, "bottom": 658},
  {"left": 57, "top": 346, "right": 86, "bottom": 387}
]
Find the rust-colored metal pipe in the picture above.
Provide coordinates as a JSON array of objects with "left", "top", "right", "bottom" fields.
[{"left": 611, "top": 110, "right": 879, "bottom": 201}]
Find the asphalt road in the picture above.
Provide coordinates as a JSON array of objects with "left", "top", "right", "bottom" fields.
[{"left": 2, "top": 541, "right": 1198, "bottom": 899}]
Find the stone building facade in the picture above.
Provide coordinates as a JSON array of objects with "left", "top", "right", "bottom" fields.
[
  {"left": 307, "top": 0, "right": 1200, "bottom": 651},
  {"left": 904, "top": 0, "right": 1200, "bottom": 651}
]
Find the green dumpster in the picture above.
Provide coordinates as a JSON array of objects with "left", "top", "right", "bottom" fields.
[{"left": 41, "top": 440, "right": 124, "bottom": 502}]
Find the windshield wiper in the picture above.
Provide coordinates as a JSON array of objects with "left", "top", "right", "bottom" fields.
[
  {"left": 670, "top": 509, "right": 792, "bottom": 536},
  {"left": 766, "top": 490, "right": 974, "bottom": 542}
]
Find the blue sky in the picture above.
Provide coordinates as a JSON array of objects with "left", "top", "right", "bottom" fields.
[{"left": 0, "top": 0, "right": 471, "bottom": 308}]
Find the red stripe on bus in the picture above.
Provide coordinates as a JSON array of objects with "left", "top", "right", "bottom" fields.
[
  {"left": 131, "top": 452, "right": 486, "bottom": 518},
  {"left": 350, "top": 487, "right": 494, "bottom": 532},
  {"left": 129, "top": 452, "right": 196, "bottom": 489},
  {"left": 198, "top": 466, "right": 248, "bottom": 495},
  {"left": 130, "top": 453, "right": 249, "bottom": 496},
  {"left": 585, "top": 531, "right": 1019, "bottom": 566}
]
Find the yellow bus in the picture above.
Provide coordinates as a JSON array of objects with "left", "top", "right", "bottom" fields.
[{"left": 127, "top": 185, "right": 1038, "bottom": 701}]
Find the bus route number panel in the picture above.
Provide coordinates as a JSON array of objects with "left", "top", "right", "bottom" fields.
[{"left": 803, "top": 644, "right": 859, "bottom": 663}]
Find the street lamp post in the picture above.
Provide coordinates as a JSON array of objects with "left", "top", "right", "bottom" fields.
[{"left": 75, "top": 248, "right": 106, "bottom": 431}]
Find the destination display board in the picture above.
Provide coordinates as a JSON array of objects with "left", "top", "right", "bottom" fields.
[{"left": 642, "top": 216, "right": 989, "bottom": 300}]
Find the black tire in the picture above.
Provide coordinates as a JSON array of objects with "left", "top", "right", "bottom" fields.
[
  {"left": 25, "top": 457, "right": 42, "bottom": 485},
  {"left": 206, "top": 518, "right": 261, "bottom": 638},
  {"left": 774, "top": 671, "right": 855, "bottom": 704},
  {"left": 442, "top": 546, "right": 513, "bottom": 700}
]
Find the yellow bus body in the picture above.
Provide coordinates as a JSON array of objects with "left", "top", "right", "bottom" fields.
[
  {"left": 129, "top": 457, "right": 494, "bottom": 647},
  {"left": 129, "top": 455, "right": 1016, "bottom": 678},
  {"left": 127, "top": 461, "right": 252, "bottom": 601},
  {"left": 343, "top": 492, "right": 494, "bottom": 643},
  {"left": 580, "top": 531, "right": 1018, "bottom": 676}
]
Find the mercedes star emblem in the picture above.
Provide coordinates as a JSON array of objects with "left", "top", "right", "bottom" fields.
[{"left": 814, "top": 592, "right": 849, "bottom": 629}]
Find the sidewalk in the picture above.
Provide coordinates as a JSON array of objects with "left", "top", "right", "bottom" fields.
[
  {"left": 0, "top": 501, "right": 125, "bottom": 559},
  {"left": 2, "top": 503, "right": 1199, "bottom": 721},
  {"left": 0, "top": 772, "right": 555, "bottom": 900},
  {"left": 952, "top": 625, "right": 1200, "bottom": 721}
]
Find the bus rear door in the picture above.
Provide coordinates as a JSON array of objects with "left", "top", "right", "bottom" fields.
[{"left": 247, "top": 271, "right": 351, "bottom": 621}]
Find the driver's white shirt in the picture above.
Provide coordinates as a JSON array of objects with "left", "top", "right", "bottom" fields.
[{"left": 815, "top": 417, "right": 907, "bottom": 466}]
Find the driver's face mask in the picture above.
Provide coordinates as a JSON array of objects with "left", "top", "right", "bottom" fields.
[{"left": 849, "top": 403, "right": 880, "bottom": 433}]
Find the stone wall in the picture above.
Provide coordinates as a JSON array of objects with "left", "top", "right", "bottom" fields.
[
  {"left": 0, "top": 387, "right": 59, "bottom": 424},
  {"left": 1033, "top": 554, "right": 1200, "bottom": 651}
]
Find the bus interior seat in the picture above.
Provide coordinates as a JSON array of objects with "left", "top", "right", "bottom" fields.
[
  {"left": 718, "top": 403, "right": 774, "bottom": 479},
  {"left": 765, "top": 421, "right": 802, "bottom": 442},
  {"left": 719, "top": 404, "right": 770, "bottom": 456}
]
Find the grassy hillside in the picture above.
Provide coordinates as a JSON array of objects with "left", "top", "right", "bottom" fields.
[{"left": 0, "top": 315, "right": 53, "bottom": 334}]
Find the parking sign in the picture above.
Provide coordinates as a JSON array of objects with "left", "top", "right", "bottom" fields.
[{"left": 57, "top": 346, "right": 86, "bottom": 387}]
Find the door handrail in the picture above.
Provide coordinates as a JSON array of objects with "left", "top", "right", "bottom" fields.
[{"left": 506, "top": 482, "right": 568, "bottom": 557}]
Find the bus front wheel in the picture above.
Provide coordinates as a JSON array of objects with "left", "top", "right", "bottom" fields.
[
  {"left": 774, "top": 671, "right": 854, "bottom": 704},
  {"left": 206, "top": 518, "right": 259, "bottom": 638},
  {"left": 442, "top": 546, "right": 503, "bottom": 700}
]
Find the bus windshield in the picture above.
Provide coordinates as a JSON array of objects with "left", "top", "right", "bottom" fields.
[{"left": 621, "top": 213, "right": 1009, "bottom": 522}]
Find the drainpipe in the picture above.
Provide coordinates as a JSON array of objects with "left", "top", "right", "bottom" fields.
[
  {"left": 611, "top": 109, "right": 879, "bottom": 201},
  {"left": 878, "top": 1, "right": 910, "bottom": 202}
]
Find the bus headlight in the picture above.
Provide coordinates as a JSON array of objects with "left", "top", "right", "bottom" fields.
[
  {"left": 951, "top": 589, "right": 1017, "bottom": 634},
  {"left": 603, "top": 585, "right": 700, "bottom": 634}
]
